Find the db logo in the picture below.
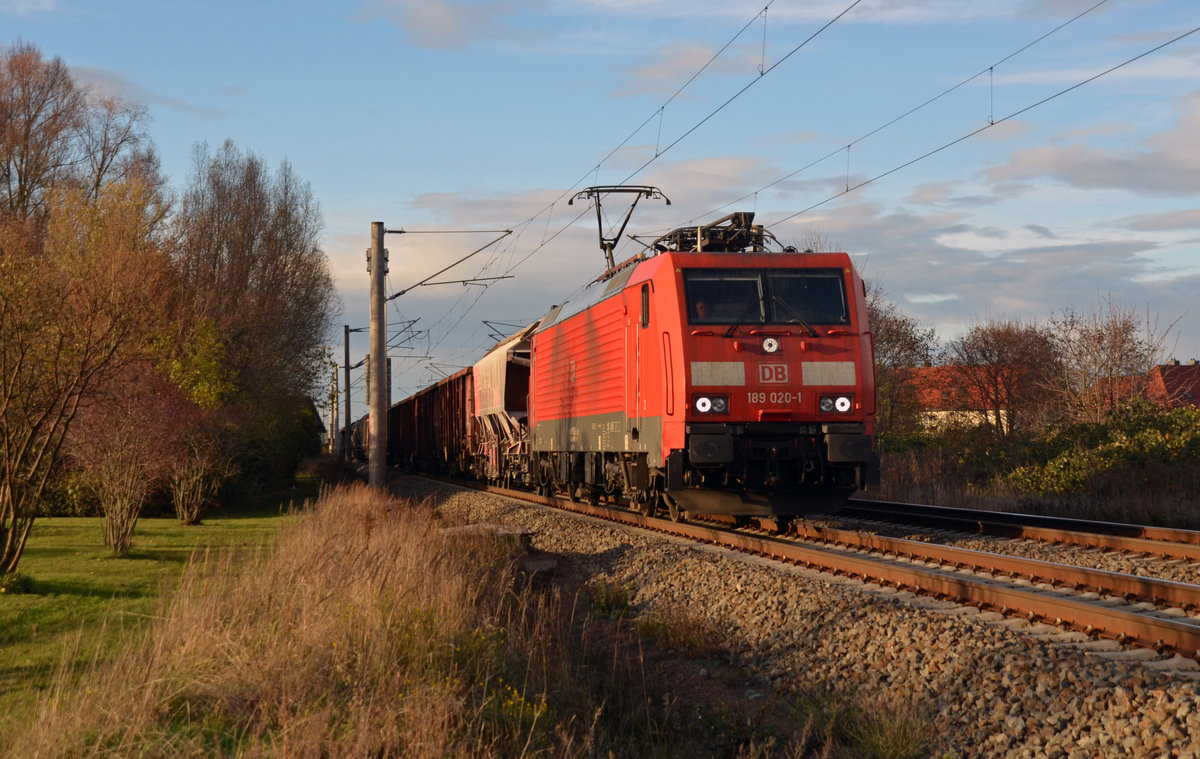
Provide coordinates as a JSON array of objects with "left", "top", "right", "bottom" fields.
[{"left": 759, "top": 364, "right": 789, "bottom": 384}]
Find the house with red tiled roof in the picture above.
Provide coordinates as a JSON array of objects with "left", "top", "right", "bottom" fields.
[
  {"left": 1146, "top": 361, "right": 1200, "bottom": 409},
  {"left": 905, "top": 362, "right": 1200, "bottom": 433},
  {"left": 901, "top": 365, "right": 1009, "bottom": 431}
]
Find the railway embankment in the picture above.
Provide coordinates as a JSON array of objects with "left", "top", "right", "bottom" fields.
[{"left": 402, "top": 476, "right": 1200, "bottom": 758}]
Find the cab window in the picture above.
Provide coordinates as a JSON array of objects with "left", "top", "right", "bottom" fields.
[
  {"left": 767, "top": 271, "right": 848, "bottom": 325},
  {"left": 685, "top": 273, "right": 763, "bottom": 324},
  {"left": 683, "top": 268, "right": 849, "bottom": 325}
]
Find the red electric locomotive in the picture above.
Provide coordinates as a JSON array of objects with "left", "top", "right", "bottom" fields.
[
  {"left": 463, "top": 186, "right": 878, "bottom": 520},
  {"left": 385, "top": 186, "right": 877, "bottom": 520}
]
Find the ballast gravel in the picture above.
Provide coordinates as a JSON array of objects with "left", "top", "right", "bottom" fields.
[{"left": 397, "top": 478, "right": 1200, "bottom": 758}]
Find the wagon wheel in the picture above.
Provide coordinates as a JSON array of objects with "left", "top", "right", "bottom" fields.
[
  {"left": 534, "top": 458, "right": 552, "bottom": 496},
  {"left": 636, "top": 492, "right": 655, "bottom": 517},
  {"left": 567, "top": 482, "right": 580, "bottom": 502}
]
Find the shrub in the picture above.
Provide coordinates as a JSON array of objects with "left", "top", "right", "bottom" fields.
[{"left": 999, "top": 405, "right": 1200, "bottom": 525}]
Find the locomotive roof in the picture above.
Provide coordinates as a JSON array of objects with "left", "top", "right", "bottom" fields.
[
  {"left": 534, "top": 263, "right": 640, "bottom": 332},
  {"left": 535, "top": 209, "right": 839, "bottom": 333}
]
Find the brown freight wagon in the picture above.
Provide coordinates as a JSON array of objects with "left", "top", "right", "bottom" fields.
[{"left": 388, "top": 367, "right": 476, "bottom": 476}]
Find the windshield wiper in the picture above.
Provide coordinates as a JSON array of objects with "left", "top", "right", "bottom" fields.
[
  {"left": 770, "top": 295, "right": 819, "bottom": 337},
  {"left": 723, "top": 299, "right": 764, "bottom": 338}
]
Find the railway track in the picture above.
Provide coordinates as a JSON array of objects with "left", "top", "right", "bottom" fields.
[
  {"left": 843, "top": 497, "right": 1200, "bottom": 561},
  {"left": 474, "top": 482, "right": 1200, "bottom": 660}
]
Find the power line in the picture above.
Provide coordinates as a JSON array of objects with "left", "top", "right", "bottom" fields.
[
  {"left": 690, "top": 0, "right": 1116, "bottom": 226},
  {"left": 396, "top": 1, "right": 864, "bottom": 367},
  {"left": 383, "top": 3, "right": 1192, "bottom": 381},
  {"left": 766, "top": 22, "right": 1200, "bottom": 229},
  {"left": 613, "top": 0, "right": 864, "bottom": 185},
  {"left": 451, "top": 0, "right": 860, "bottom": 300}
]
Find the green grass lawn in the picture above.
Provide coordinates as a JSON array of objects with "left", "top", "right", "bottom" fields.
[{"left": 0, "top": 481, "right": 314, "bottom": 729}]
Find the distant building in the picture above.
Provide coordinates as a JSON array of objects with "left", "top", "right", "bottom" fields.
[
  {"left": 904, "top": 361, "right": 1200, "bottom": 433},
  {"left": 902, "top": 365, "right": 1008, "bottom": 431},
  {"left": 1146, "top": 360, "right": 1200, "bottom": 409}
]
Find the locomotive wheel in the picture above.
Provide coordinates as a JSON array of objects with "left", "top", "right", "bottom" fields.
[{"left": 664, "top": 493, "right": 684, "bottom": 523}]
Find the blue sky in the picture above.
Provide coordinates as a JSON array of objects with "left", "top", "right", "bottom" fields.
[{"left": 5, "top": 0, "right": 1200, "bottom": 412}]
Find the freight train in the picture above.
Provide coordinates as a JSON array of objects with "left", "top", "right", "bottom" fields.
[{"left": 361, "top": 187, "right": 878, "bottom": 521}]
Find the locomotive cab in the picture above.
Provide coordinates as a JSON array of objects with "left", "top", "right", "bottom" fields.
[
  {"left": 654, "top": 219, "right": 879, "bottom": 516},
  {"left": 633, "top": 212, "right": 878, "bottom": 516},
  {"left": 521, "top": 199, "right": 878, "bottom": 520}
]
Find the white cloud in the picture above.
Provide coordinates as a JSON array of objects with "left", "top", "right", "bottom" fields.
[
  {"left": 1117, "top": 208, "right": 1200, "bottom": 231},
  {"left": 70, "top": 65, "right": 231, "bottom": 118},
  {"left": 359, "top": 0, "right": 541, "bottom": 50},
  {"left": 612, "top": 41, "right": 758, "bottom": 98},
  {"left": 0, "top": 0, "right": 56, "bottom": 15},
  {"left": 905, "top": 180, "right": 1007, "bottom": 209},
  {"left": 995, "top": 45, "right": 1200, "bottom": 87},
  {"left": 986, "top": 90, "right": 1200, "bottom": 196}
]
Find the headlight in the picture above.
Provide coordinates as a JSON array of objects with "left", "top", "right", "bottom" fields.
[
  {"left": 693, "top": 395, "right": 728, "bottom": 414},
  {"left": 819, "top": 395, "right": 853, "bottom": 413}
]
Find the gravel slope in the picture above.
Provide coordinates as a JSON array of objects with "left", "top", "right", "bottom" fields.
[{"left": 399, "top": 477, "right": 1200, "bottom": 758}]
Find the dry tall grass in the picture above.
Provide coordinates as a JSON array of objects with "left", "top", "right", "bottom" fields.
[{"left": 10, "top": 484, "right": 683, "bottom": 758}]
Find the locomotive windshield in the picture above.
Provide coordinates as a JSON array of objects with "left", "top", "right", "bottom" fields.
[{"left": 685, "top": 268, "right": 849, "bottom": 326}]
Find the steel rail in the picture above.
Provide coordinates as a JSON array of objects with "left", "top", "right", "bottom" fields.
[
  {"left": 844, "top": 499, "right": 1200, "bottom": 561},
  {"left": 783, "top": 521, "right": 1200, "bottom": 609},
  {"left": 849, "top": 498, "right": 1200, "bottom": 544},
  {"left": 475, "top": 483, "right": 1200, "bottom": 657}
]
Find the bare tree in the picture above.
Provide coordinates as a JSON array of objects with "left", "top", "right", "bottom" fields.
[
  {"left": 0, "top": 43, "right": 161, "bottom": 218},
  {"left": 171, "top": 141, "right": 339, "bottom": 484},
  {"left": 1045, "top": 295, "right": 1174, "bottom": 424},
  {"left": 1, "top": 43, "right": 166, "bottom": 572},
  {"left": 173, "top": 141, "right": 339, "bottom": 404},
  {"left": 164, "top": 404, "right": 239, "bottom": 526},
  {"left": 0, "top": 41, "right": 86, "bottom": 222},
  {"left": 67, "top": 366, "right": 177, "bottom": 553},
  {"left": 864, "top": 280, "right": 939, "bottom": 449},
  {"left": 944, "top": 319, "right": 1059, "bottom": 437},
  {"left": 791, "top": 227, "right": 832, "bottom": 253},
  {"left": 80, "top": 95, "right": 162, "bottom": 203}
]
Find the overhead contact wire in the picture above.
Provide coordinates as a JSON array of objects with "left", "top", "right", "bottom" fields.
[
  {"left": 767, "top": 22, "right": 1200, "bottom": 229},
  {"left": 694, "top": 0, "right": 1115, "bottom": 224},
  {"left": 616, "top": 0, "right": 864, "bottom": 186}
]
